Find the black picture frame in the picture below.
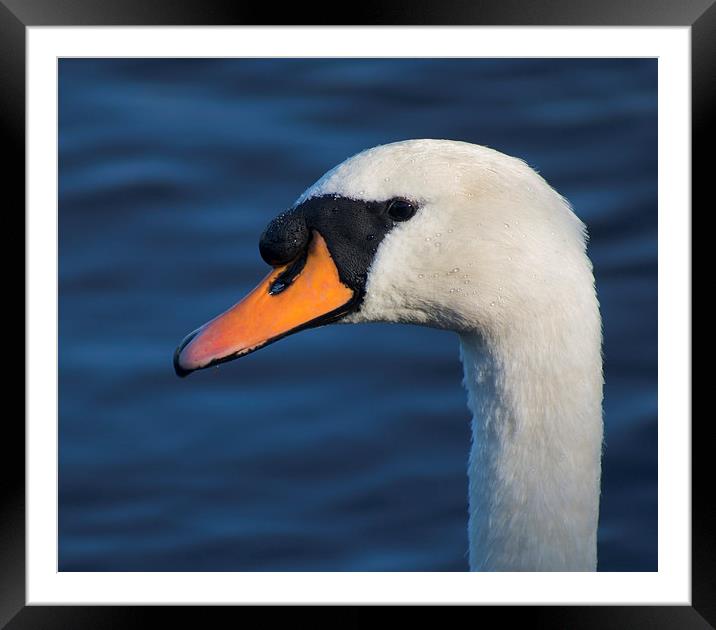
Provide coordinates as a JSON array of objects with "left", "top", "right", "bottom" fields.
[{"left": 4, "top": 0, "right": 704, "bottom": 624}]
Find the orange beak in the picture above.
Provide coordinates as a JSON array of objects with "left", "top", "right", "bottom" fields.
[{"left": 174, "top": 231, "right": 356, "bottom": 376}]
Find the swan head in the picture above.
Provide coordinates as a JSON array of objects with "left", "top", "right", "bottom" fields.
[{"left": 174, "top": 139, "right": 591, "bottom": 376}]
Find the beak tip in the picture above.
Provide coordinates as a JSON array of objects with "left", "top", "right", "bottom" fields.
[
  {"left": 173, "top": 347, "right": 192, "bottom": 378},
  {"left": 173, "top": 329, "right": 201, "bottom": 378},
  {"left": 173, "top": 358, "right": 191, "bottom": 378}
]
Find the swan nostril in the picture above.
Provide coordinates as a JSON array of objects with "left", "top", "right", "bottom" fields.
[
  {"left": 268, "top": 246, "right": 309, "bottom": 295},
  {"left": 259, "top": 210, "right": 309, "bottom": 266}
]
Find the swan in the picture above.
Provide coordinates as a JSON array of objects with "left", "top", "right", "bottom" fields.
[{"left": 174, "top": 139, "right": 604, "bottom": 572}]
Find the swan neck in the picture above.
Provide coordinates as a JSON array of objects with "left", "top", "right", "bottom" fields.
[{"left": 459, "top": 311, "right": 603, "bottom": 571}]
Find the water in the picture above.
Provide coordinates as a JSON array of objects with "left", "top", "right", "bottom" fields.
[{"left": 59, "top": 59, "right": 657, "bottom": 571}]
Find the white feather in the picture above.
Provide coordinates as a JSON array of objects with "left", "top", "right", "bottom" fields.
[{"left": 300, "top": 139, "right": 604, "bottom": 571}]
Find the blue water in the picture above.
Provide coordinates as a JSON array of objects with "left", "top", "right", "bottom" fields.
[{"left": 58, "top": 59, "right": 657, "bottom": 571}]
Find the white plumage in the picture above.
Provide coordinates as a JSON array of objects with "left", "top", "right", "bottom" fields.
[{"left": 299, "top": 140, "right": 604, "bottom": 571}]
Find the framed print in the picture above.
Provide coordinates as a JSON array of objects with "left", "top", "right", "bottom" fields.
[{"left": 5, "top": 0, "right": 705, "bottom": 624}]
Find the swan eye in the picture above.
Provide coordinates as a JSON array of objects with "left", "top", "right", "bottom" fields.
[{"left": 387, "top": 199, "right": 416, "bottom": 222}]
